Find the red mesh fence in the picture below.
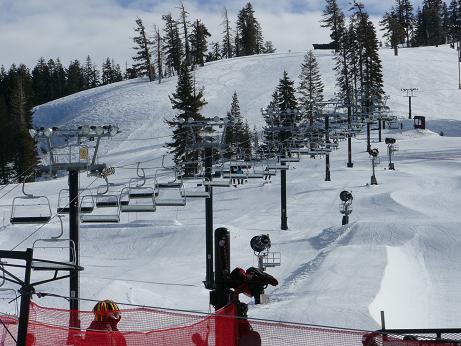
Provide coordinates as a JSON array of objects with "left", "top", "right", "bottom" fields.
[{"left": 0, "top": 302, "right": 460, "bottom": 346}]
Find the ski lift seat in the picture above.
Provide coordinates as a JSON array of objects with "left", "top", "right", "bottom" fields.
[
  {"left": 157, "top": 182, "right": 182, "bottom": 189},
  {"left": 31, "top": 260, "right": 76, "bottom": 271},
  {"left": 10, "top": 216, "right": 52, "bottom": 224},
  {"left": 120, "top": 187, "right": 156, "bottom": 213},
  {"left": 155, "top": 199, "right": 186, "bottom": 207},
  {"left": 181, "top": 190, "right": 210, "bottom": 198},
  {"left": 10, "top": 195, "right": 52, "bottom": 225},
  {"left": 280, "top": 157, "right": 300, "bottom": 163},
  {"left": 266, "top": 165, "right": 289, "bottom": 171},
  {"left": 121, "top": 204, "right": 156, "bottom": 212},
  {"left": 80, "top": 214, "right": 120, "bottom": 223},
  {"left": 95, "top": 195, "right": 120, "bottom": 208},
  {"left": 127, "top": 186, "right": 155, "bottom": 199},
  {"left": 222, "top": 173, "right": 248, "bottom": 179},
  {"left": 204, "top": 179, "right": 232, "bottom": 187},
  {"left": 246, "top": 173, "right": 264, "bottom": 179}
]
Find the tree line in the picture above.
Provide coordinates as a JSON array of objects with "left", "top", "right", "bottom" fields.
[
  {"left": 131, "top": 2, "right": 275, "bottom": 82},
  {"left": 380, "top": 0, "right": 461, "bottom": 54}
]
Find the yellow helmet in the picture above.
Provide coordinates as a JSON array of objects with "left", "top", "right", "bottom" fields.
[{"left": 92, "top": 300, "right": 120, "bottom": 321}]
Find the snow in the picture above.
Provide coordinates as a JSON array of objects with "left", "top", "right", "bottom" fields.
[{"left": 1, "top": 45, "right": 461, "bottom": 331}]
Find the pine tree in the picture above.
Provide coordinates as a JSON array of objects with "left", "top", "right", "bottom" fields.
[
  {"left": 132, "top": 17, "right": 155, "bottom": 81},
  {"left": 263, "top": 71, "right": 298, "bottom": 149},
  {"left": 102, "top": 58, "right": 113, "bottom": 85},
  {"left": 179, "top": 3, "right": 192, "bottom": 67},
  {"left": 380, "top": 9, "right": 406, "bottom": 55},
  {"left": 321, "top": 0, "right": 345, "bottom": 50},
  {"left": 190, "top": 19, "right": 211, "bottom": 67},
  {"left": 413, "top": 0, "right": 445, "bottom": 46},
  {"left": 298, "top": 50, "right": 324, "bottom": 126},
  {"left": 50, "top": 59, "right": 66, "bottom": 99},
  {"left": 166, "top": 63, "right": 207, "bottom": 175},
  {"left": 224, "top": 91, "right": 250, "bottom": 158},
  {"left": 447, "top": 0, "right": 461, "bottom": 45},
  {"left": 66, "top": 60, "right": 84, "bottom": 95},
  {"left": 32, "top": 57, "right": 50, "bottom": 104},
  {"left": 394, "top": 0, "right": 415, "bottom": 46},
  {"left": 236, "top": 3, "right": 263, "bottom": 56},
  {"left": 261, "top": 41, "right": 276, "bottom": 53},
  {"left": 9, "top": 65, "right": 37, "bottom": 180},
  {"left": 0, "top": 95, "right": 14, "bottom": 183},
  {"left": 334, "top": 17, "right": 354, "bottom": 111},
  {"left": 154, "top": 25, "right": 163, "bottom": 84},
  {"left": 276, "top": 71, "right": 298, "bottom": 111},
  {"left": 111, "top": 60, "right": 123, "bottom": 82},
  {"left": 221, "top": 7, "right": 234, "bottom": 59},
  {"left": 163, "top": 13, "right": 183, "bottom": 75}
]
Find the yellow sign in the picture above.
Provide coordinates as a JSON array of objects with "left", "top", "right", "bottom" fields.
[{"left": 79, "top": 147, "right": 89, "bottom": 161}]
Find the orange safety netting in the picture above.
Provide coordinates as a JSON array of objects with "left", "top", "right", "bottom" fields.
[{"left": 1, "top": 302, "right": 458, "bottom": 346}]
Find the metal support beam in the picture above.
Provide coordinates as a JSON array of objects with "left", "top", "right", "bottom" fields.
[
  {"left": 213, "top": 227, "right": 230, "bottom": 311},
  {"left": 17, "top": 248, "right": 33, "bottom": 346},
  {"left": 204, "top": 147, "right": 214, "bottom": 290},
  {"left": 367, "top": 122, "right": 371, "bottom": 153},
  {"left": 347, "top": 106, "right": 353, "bottom": 168},
  {"left": 280, "top": 158, "right": 288, "bottom": 231},
  {"left": 68, "top": 170, "right": 80, "bottom": 330},
  {"left": 325, "top": 115, "right": 331, "bottom": 181}
]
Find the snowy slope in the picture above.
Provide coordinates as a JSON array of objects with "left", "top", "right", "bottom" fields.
[{"left": 1, "top": 45, "right": 461, "bottom": 331}]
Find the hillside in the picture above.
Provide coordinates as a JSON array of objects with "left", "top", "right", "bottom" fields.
[{"left": 1, "top": 45, "right": 461, "bottom": 331}]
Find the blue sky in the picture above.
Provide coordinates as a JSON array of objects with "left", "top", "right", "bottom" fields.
[{"left": 0, "top": 0, "right": 425, "bottom": 68}]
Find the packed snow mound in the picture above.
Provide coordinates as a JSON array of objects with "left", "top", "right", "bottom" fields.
[{"left": 0, "top": 45, "right": 459, "bottom": 330}]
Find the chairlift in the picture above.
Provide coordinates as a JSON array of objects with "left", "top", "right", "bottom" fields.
[
  {"left": 180, "top": 177, "right": 210, "bottom": 198},
  {"left": 80, "top": 177, "right": 121, "bottom": 223},
  {"left": 120, "top": 187, "right": 156, "bottom": 212},
  {"left": 155, "top": 180, "right": 187, "bottom": 207},
  {"left": 280, "top": 152, "right": 300, "bottom": 163},
  {"left": 32, "top": 215, "right": 77, "bottom": 270},
  {"left": 10, "top": 179, "right": 52, "bottom": 225},
  {"left": 204, "top": 165, "right": 232, "bottom": 187},
  {"left": 0, "top": 288, "right": 19, "bottom": 318},
  {"left": 57, "top": 188, "right": 95, "bottom": 214}
]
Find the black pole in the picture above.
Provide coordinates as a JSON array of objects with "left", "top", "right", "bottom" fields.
[
  {"left": 378, "top": 119, "right": 382, "bottom": 143},
  {"left": 213, "top": 227, "right": 230, "bottom": 311},
  {"left": 68, "top": 170, "right": 80, "bottom": 329},
  {"left": 367, "top": 122, "right": 371, "bottom": 153},
  {"left": 371, "top": 157, "right": 378, "bottom": 185},
  {"left": 280, "top": 154, "right": 288, "bottom": 230},
  {"left": 347, "top": 106, "right": 353, "bottom": 168},
  {"left": 325, "top": 115, "right": 331, "bottom": 181},
  {"left": 388, "top": 146, "right": 395, "bottom": 170},
  {"left": 408, "top": 96, "right": 412, "bottom": 119},
  {"left": 204, "top": 147, "right": 214, "bottom": 290},
  {"left": 17, "top": 248, "right": 33, "bottom": 346}
]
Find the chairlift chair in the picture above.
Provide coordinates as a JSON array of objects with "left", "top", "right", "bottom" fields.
[
  {"left": 155, "top": 181, "right": 187, "bottom": 207},
  {"left": 120, "top": 187, "right": 156, "bottom": 212},
  {"left": 280, "top": 152, "right": 300, "bottom": 163},
  {"left": 203, "top": 166, "right": 232, "bottom": 187},
  {"left": 80, "top": 177, "right": 121, "bottom": 223},
  {"left": 57, "top": 188, "right": 95, "bottom": 214},
  {"left": 180, "top": 177, "right": 210, "bottom": 198},
  {"left": 32, "top": 215, "right": 77, "bottom": 270},
  {"left": 10, "top": 180, "right": 52, "bottom": 225},
  {"left": 0, "top": 287, "right": 19, "bottom": 318}
]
